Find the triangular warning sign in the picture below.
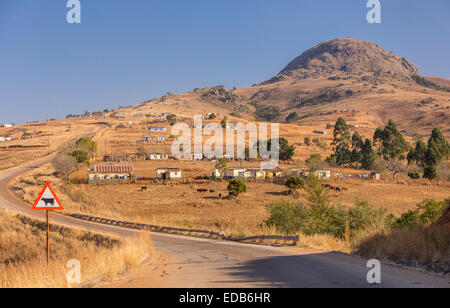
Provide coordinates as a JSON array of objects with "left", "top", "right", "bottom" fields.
[{"left": 31, "top": 182, "right": 64, "bottom": 211}]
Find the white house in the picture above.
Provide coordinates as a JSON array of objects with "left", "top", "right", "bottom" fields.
[
  {"left": 157, "top": 136, "right": 166, "bottom": 142},
  {"left": 150, "top": 127, "right": 167, "bottom": 132},
  {"left": 156, "top": 168, "right": 182, "bottom": 180},
  {"left": 1, "top": 124, "right": 12, "bottom": 128},
  {"left": 0, "top": 137, "right": 5, "bottom": 142}
]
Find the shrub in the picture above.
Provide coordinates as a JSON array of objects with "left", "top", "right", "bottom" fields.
[
  {"left": 408, "top": 172, "right": 420, "bottom": 179},
  {"left": 285, "top": 176, "right": 305, "bottom": 194},
  {"left": 227, "top": 179, "right": 247, "bottom": 197},
  {"left": 393, "top": 199, "right": 446, "bottom": 228},
  {"left": 265, "top": 201, "right": 309, "bottom": 234},
  {"left": 423, "top": 165, "right": 437, "bottom": 179}
]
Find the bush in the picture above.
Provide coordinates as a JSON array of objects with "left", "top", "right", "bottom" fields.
[
  {"left": 227, "top": 179, "right": 247, "bottom": 197},
  {"left": 393, "top": 199, "right": 446, "bottom": 229},
  {"left": 408, "top": 172, "right": 420, "bottom": 179},
  {"left": 285, "top": 176, "right": 305, "bottom": 194},
  {"left": 265, "top": 201, "right": 309, "bottom": 234},
  {"left": 423, "top": 165, "right": 437, "bottom": 179}
]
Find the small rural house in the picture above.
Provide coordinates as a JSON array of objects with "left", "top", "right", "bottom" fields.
[
  {"left": 248, "top": 169, "right": 266, "bottom": 179},
  {"left": 1, "top": 124, "right": 13, "bottom": 128},
  {"left": 265, "top": 167, "right": 283, "bottom": 178},
  {"left": 156, "top": 168, "right": 182, "bottom": 180},
  {"left": 370, "top": 172, "right": 381, "bottom": 180},
  {"left": 314, "top": 170, "right": 331, "bottom": 179},
  {"left": 146, "top": 153, "right": 169, "bottom": 160},
  {"left": 88, "top": 165, "right": 134, "bottom": 184},
  {"left": 224, "top": 168, "right": 247, "bottom": 179},
  {"left": 0, "top": 137, "right": 5, "bottom": 142},
  {"left": 149, "top": 127, "right": 167, "bottom": 132},
  {"left": 313, "top": 130, "right": 328, "bottom": 135},
  {"left": 157, "top": 136, "right": 166, "bottom": 142}
]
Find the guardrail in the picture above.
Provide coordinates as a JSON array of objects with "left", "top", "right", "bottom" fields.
[{"left": 68, "top": 213, "right": 299, "bottom": 245}]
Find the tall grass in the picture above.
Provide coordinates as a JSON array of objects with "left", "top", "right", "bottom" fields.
[{"left": 0, "top": 211, "right": 153, "bottom": 288}]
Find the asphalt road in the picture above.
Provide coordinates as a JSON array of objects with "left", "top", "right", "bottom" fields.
[{"left": 1, "top": 158, "right": 449, "bottom": 288}]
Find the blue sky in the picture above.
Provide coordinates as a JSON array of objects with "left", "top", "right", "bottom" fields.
[{"left": 1, "top": 0, "right": 449, "bottom": 124}]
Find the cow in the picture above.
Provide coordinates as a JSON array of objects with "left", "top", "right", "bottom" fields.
[
  {"left": 140, "top": 186, "right": 148, "bottom": 192},
  {"left": 42, "top": 198, "right": 55, "bottom": 206},
  {"left": 197, "top": 189, "right": 208, "bottom": 193},
  {"left": 210, "top": 190, "right": 215, "bottom": 193},
  {"left": 342, "top": 187, "right": 349, "bottom": 192}
]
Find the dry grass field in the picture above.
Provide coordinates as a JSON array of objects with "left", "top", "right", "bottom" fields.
[
  {"left": 0, "top": 210, "right": 154, "bottom": 288},
  {"left": 0, "top": 118, "right": 102, "bottom": 171},
  {"left": 11, "top": 160, "right": 449, "bottom": 241}
]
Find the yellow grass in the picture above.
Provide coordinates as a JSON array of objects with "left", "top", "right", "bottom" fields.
[
  {"left": 0, "top": 211, "right": 154, "bottom": 288},
  {"left": 355, "top": 226, "right": 450, "bottom": 266}
]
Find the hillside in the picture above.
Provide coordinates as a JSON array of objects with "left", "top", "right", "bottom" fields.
[{"left": 119, "top": 38, "right": 449, "bottom": 139}]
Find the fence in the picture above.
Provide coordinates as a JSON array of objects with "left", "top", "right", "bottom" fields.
[{"left": 68, "top": 213, "right": 299, "bottom": 245}]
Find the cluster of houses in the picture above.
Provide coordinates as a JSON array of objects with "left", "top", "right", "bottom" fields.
[
  {"left": 142, "top": 135, "right": 166, "bottom": 142},
  {"left": 334, "top": 172, "right": 381, "bottom": 180},
  {"left": 211, "top": 168, "right": 283, "bottom": 180}
]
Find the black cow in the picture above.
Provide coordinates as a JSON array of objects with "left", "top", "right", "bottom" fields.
[{"left": 42, "top": 198, "right": 55, "bottom": 206}]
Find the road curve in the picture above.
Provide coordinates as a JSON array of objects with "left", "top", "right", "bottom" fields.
[{"left": 1, "top": 159, "right": 449, "bottom": 288}]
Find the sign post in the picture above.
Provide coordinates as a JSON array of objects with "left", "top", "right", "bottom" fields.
[{"left": 31, "top": 182, "right": 64, "bottom": 265}]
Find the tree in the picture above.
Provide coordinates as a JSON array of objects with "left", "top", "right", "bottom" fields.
[
  {"left": 76, "top": 137, "right": 98, "bottom": 162},
  {"left": 407, "top": 140, "right": 427, "bottom": 166},
  {"left": 285, "top": 112, "right": 299, "bottom": 123},
  {"left": 305, "top": 153, "right": 328, "bottom": 171},
  {"left": 373, "top": 120, "right": 409, "bottom": 160},
  {"left": 360, "top": 139, "right": 378, "bottom": 170},
  {"left": 428, "top": 128, "right": 450, "bottom": 160},
  {"left": 436, "top": 161, "right": 450, "bottom": 182},
  {"left": 167, "top": 114, "right": 177, "bottom": 126},
  {"left": 285, "top": 176, "right": 305, "bottom": 195},
  {"left": 385, "top": 158, "right": 407, "bottom": 179},
  {"left": 214, "top": 158, "right": 228, "bottom": 180},
  {"left": 266, "top": 138, "right": 295, "bottom": 161},
  {"left": 423, "top": 165, "right": 437, "bottom": 180},
  {"left": 208, "top": 113, "right": 216, "bottom": 120},
  {"left": 221, "top": 117, "right": 228, "bottom": 129},
  {"left": 227, "top": 178, "right": 247, "bottom": 197},
  {"left": 70, "top": 150, "right": 90, "bottom": 165},
  {"left": 304, "top": 137, "right": 311, "bottom": 146},
  {"left": 331, "top": 117, "right": 352, "bottom": 166},
  {"left": 52, "top": 153, "right": 77, "bottom": 182}
]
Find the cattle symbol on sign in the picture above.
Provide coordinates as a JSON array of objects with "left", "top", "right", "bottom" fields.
[{"left": 32, "top": 182, "right": 64, "bottom": 211}]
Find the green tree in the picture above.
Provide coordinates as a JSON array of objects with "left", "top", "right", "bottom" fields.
[
  {"left": 167, "top": 114, "right": 177, "bottom": 126},
  {"left": 360, "top": 139, "right": 378, "bottom": 170},
  {"left": 373, "top": 120, "right": 409, "bottom": 160},
  {"left": 266, "top": 138, "right": 295, "bottom": 161},
  {"left": 227, "top": 178, "right": 248, "bottom": 197},
  {"left": 407, "top": 140, "right": 427, "bottom": 166},
  {"left": 423, "top": 165, "right": 437, "bottom": 180},
  {"left": 70, "top": 150, "right": 90, "bottom": 165},
  {"left": 285, "top": 176, "right": 305, "bottom": 195},
  {"left": 305, "top": 153, "right": 327, "bottom": 171},
  {"left": 428, "top": 128, "right": 450, "bottom": 161},
  {"left": 76, "top": 137, "right": 98, "bottom": 162},
  {"left": 221, "top": 117, "right": 228, "bottom": 129},
  {"left": 214, "top": 158, "right": 228, "bottom": 180},
  {"left": 331, "top": 117, "right": 352, "bottom": 166}
]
